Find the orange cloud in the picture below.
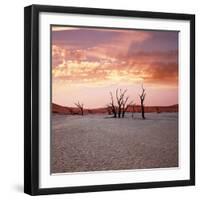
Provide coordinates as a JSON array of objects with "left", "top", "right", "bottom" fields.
[
  {"left": 52, "top": 44, "right": 178, "bottom": 86},
  {"left": 52, "top": 28, "right": 178, "bottom": 87}
]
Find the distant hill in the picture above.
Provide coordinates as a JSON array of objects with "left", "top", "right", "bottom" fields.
[
  {"left": 52, "top": 103, "right": 178, "bottom": 115},
  {"left": 127, "top": 104, "right": 178, "bottom": 113},
  {"left": 52, "top": 103, "right": 78, "bottom": 114}
]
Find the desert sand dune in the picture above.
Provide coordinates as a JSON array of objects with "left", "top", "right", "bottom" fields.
[{"left": 52, "top": 103, "right": 178, "bottom": 115}]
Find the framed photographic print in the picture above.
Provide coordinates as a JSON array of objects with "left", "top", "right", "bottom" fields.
[{"left": 24, "top": 4, "right": 195, "bottom": 195}]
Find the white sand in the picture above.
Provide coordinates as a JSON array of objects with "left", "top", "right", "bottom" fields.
[{"left": 51, "top": 113, "right": 178, "bottom": 173}]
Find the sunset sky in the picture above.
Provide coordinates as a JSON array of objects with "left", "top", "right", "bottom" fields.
[{"left": 51, "top": 26, "right": 178, "bottom": 108}]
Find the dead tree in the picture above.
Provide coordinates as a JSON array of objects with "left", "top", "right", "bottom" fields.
[
  {"left": 139, "top": 85, "right": 146, "bottom": 119},
  {"left": 116, "top": 89, "right": 127, "bottom": 118},
  {"left": 108, "top": 89, "right": 132, "bottom": 118},
  {"left": 122, "top": 97, "right": 133, "bottom": 118},
  {"left": 116, "top": 89, "right": 133, "bottom": 118},
  {"left": 74, "top": 101, "right": 84, "bottom": 115},
  {"left": 109, "top": 92, "right": 117, "bottom": 118}
]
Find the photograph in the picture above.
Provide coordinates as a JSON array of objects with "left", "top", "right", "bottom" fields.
[
  {"left": 24, "top": 4, "right": 195, "bottom": 195},
  {"left": 51, "top": 25, "right": 179, "bottom": 174}
]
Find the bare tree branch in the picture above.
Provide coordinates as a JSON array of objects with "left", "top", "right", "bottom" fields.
[
  {"left": 74, "top": 101, "right": 84, "bottom": 115},
  {"left": 108, "top": 88, "right": 133, "bottom": 118},
  {"left": 115, "top": 89, "right": 128, "bottom": 118}
]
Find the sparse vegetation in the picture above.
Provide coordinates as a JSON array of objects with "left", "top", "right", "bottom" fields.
[
  {"left": 74, "top": 101, "right": 84, "bottom": 115},
  {"left": 108, "top": 89, "right": 133, "bottom": 118}
]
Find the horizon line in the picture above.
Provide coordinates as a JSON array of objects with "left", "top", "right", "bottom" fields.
[{"left": 52, "top": 102, "right": 178, "bottom": 110}]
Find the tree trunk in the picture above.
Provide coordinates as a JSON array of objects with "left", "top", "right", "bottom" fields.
[
  {"left": 118, "top": 107, "right": 121, "bottom": 118},
  {"left": 139, "top": 85, "right": 146, "bottom": 120},
  {"left": 141, "top": 100, "right": 145, "bottom": 119}
]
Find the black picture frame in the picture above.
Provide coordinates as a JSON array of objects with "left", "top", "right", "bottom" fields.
[{"left": 24, "top": 4, "right": 195, "bottom": 196}]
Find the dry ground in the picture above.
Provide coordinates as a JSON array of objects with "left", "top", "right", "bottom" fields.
[{"left": 51, "top": 113, "right": 178, "bottom": 173}]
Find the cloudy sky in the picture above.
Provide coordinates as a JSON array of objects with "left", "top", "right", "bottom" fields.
[{"left": 51, "top": 26, "right": 178, "bottom": 108}]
